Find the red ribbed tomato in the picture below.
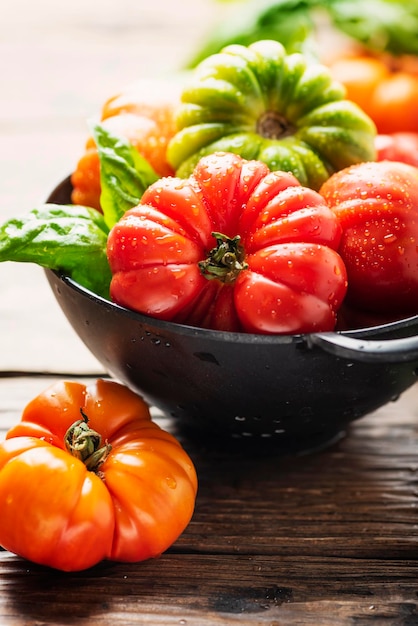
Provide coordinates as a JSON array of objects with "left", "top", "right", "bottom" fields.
[{"left": 107, "top": 152, "right": 347, "bottom": 334}]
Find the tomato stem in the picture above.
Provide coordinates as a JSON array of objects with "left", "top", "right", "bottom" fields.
[
  {"left": 64, "top": 409, "right": 111, "bottom": 472},
  {"left": 257, "top": 110, "right": 294, "bottom": 139},
  {"left": 199, "top": 231, "right": 248, "bottom": 284}
]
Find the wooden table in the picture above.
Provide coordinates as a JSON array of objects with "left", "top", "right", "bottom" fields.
[
  {"left": 1, "top": 376, "right": 418, "bottom": 625},
  {"left": 1, "top": 2, "right": 418, "bottom": 624}
]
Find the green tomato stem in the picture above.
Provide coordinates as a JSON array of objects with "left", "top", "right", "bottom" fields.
[
  {"left": 199, "top": 232, "right": 248, "bottom": 284},
  {"left": 64, "top": 409, "right": 111, "bottom": 472}
]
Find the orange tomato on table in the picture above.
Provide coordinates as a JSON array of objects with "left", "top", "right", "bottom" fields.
[{"left": 0, "top": 379, "right": 197, "bottom": 571}]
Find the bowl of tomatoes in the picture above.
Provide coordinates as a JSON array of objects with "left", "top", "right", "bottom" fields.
[
  {"left": 5, "top": 41, "right": 418, "bottom": 453},
  {"left": 44, "top": 160, "right": 418, "bottom": 453}
]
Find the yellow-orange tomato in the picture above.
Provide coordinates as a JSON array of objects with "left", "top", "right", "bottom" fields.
[
  {"left": 70, "top": 146, "right": 103, "bottom": 211},
  {"left": 371, "top": 73, "right": 418, "bottom": 134},
  {"left": 71, "top": 79, "right": 182, "bottom": 211},
  {"left": 328, "top": 56, "right": 388, "bottom": 114},
  {"left": 101, "top": 81, "right": 181, "bottom": 176},
  {"left": 328, "top": 56, "right": 418, "bottom": 134}
]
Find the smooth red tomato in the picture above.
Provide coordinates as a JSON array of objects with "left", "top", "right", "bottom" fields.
[
  {"left": 320, "top": 160, "right": 418, "bottom": 316},
  {"left": 0, "top": 379, "right": 197, "bottom": 571},
  {"left": 376, "top": 133, "right": 418, "bottom": 167},
  {"left": 107, "top": 152, "right": 347, "bottom": 334}
]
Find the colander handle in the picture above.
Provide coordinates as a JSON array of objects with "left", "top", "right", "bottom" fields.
[{"left": 307, "top": 331, "right": 418, "bottom": 363}]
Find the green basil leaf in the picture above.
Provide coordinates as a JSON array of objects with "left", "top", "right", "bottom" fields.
[
  {"left": 190, "top": 0, "right": 418, "bottom": 65},
  {"left": 185, "top": 0, "right": 322, "bottom": 68},
  {"left": 0, "top": 204, "right": 111, "bottom": 298},
  {"left": 90, "top": 121, "right": 159, "bottom": 229},
  {"left": 328, "top": 0, "right": 418, "bottom": 56}
]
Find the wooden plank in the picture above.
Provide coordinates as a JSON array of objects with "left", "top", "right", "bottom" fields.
[
  {"left": 0, "top": 377, "right": 418, "bottom": 624},
  {"left": 0, "top": 551, "right": 417, "bottom": 625}
]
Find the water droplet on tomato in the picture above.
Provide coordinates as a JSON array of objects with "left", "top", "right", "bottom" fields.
[{"left": 166, "top": 477, "right": 177, "bottom": 489}]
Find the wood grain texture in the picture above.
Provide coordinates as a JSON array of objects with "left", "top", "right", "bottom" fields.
[{"left": 1, "top": 377, "right": 418, "bottom": 624}]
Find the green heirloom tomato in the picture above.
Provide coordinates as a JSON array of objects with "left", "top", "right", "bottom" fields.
[{"left": 167, "top": 40, "right": 377, "bottom": 190}]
